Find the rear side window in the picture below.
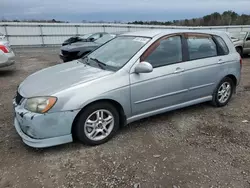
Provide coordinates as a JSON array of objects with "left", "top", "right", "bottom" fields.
[
  {"left": 187, "top": 36, "right": 217, "bottom": 60},
  {"left": 143, "top": 36, "right": 182, "bottom": 68},
  {"left": 213, "top": 36, "right": 229, "bottom": 55}
]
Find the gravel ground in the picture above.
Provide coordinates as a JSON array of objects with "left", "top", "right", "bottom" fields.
[{"left": 0, "top": 47, "right": 250, "bottom": 188}]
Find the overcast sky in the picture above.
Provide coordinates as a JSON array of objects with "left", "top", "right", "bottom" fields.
[{"left": 2, "top": 0, "right": 250, "bottom": 22}]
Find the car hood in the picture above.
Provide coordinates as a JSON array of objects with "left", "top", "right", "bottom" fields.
[
  {"left": 61, "top": 42, "right": 98, "bottom": 51},
  {"left": 19, "top": 60, "right": 113, "bottom": 98}
]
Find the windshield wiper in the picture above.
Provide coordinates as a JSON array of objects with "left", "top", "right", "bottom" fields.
[{"left": 90, "top": 58, "right": 107, "bottom": 70}]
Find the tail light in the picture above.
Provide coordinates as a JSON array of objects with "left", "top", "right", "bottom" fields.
[{"left": 0, "top": 45, "right": 9, "bottom": 53}]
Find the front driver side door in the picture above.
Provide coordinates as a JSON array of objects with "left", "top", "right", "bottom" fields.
[{"left": 130, "top": 35, "right": 188, "bottom": 117}]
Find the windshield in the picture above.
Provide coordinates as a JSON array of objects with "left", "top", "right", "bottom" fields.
[
  {"left": 82, "top": 33, "right": 93, "bottom": 39},
  {"left": 87, "top": 36, "right": 150, "bottom": 71},
  {"left": 229, "top": 32, "right": 247, "bottom": 40},
  {"left": 95, "top": 34, "right": 116, "bottom": 44}
]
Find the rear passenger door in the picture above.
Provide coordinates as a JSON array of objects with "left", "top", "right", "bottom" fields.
[{"left": 181, "top": 33, "right": 226, "bottom": 101}]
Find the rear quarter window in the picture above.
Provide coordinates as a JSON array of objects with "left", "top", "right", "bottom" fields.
[{"left": 213, "top": 36, "right": 229, "bottom": 55}]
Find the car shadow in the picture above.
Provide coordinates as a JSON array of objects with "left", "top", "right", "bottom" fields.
[
  {"left": 243, "top": 54, "right": 250, "bottom": 59},
  {"left": 27, "top": 102, "right": 212, "bottom": 154},
  {"left": 120, "top": 102, "right": 212, "bottom": 134},
  {"left": 23, "top": 141, "right": 84, "bottom": 154},
  {"left": 0, "top": 69, "right": 16, "bottom": 77}
]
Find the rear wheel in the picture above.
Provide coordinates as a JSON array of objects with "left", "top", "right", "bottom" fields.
[
  {"left": 74, "top": 102, "right": 119, "bottom": 146},
  {"left": 212, "top": 77, "right": 234, "bottom": 107}
]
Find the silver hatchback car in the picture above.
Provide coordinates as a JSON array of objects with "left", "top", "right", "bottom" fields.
[{"left": 13, "top": 30, "right": 241, "bottom": 148}]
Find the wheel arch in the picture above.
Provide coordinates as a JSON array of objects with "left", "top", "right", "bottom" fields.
[
  {"left": 71, "top": 99, "right": 126, "bottom": 139},
  {"left": 225, "top": 74, "right": 237, "bottom": 93},
  {"left": 213, "top": 74, "right": 238, "bottom": 96},
  {"left": 226, "top": 74, "right": 237, "bottom": 85}
]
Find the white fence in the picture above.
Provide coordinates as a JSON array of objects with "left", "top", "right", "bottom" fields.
[{"left": 0, "top": 22, "right": 250, "bottom": 46}]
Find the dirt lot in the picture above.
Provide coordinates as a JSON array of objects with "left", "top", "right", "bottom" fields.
[{"left": 0, "top": 48, "right": 250, "bottom": 188}]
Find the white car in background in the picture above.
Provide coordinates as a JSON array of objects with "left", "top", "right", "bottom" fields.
[
  {"left": 228, "top": 32, "right": 250, "bottom": 57},
  {"left": 0, "top": 33, "right": 15, "bottom": 68}
]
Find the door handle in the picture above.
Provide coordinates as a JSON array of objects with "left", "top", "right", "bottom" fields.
[
  {"left": 174, "top": 67, "right": 185, "bottom": 74},
  {"left": 218, "top": 59, "right": 224, "bottom": 64}
]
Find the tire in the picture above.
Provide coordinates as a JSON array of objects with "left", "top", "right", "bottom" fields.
[
  {"left": 236, "top": 47, "right": 243, "bottom": 57},
  {"left": 211, "top": 77, "right": 234, "bottom": 107},
  {"left": 74, "top": 102, "right": 120, "bottom": 146}
]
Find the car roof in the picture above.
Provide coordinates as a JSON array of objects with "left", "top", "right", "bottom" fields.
[{"left": 121, "top": 29, "right": 227, "bottom": 38}]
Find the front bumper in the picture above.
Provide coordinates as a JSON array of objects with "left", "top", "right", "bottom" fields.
[
  {"left": 13, "top": 99, "right": 80, "bottom": 148},
  {"left": 59, "top": 54, "right": 71, "bottom": 62},
  {"left": 14, "top": 118, "right": 73, "bottom": 148},
  {"left": 59, "top": 50, "right": 80, "bottom": 62}
]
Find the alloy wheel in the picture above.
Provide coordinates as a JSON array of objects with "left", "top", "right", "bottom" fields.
[{"left": 84, "top": 109, "right": 114, "bottom": 141}]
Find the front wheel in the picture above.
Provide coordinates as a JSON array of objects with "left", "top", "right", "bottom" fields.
[
  {"left": 74, "top": 102, "right": 120, "bottom": 146},
  {"left": 211, "top": 77, "right": 234, "bottom": 107}
]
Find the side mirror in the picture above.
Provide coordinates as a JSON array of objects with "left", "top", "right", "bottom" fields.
[
  {"left": 89, "top": 38, "right": 95, "bottom": 42},
  {"left": 134, "top": 61, "right": 153, "bottom": 74},
  {"left": 246, "top": 37, "right": 250, "bottom": 41}
]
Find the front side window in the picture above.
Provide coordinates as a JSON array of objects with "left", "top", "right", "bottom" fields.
[
  {"left": 187, "top": 35, "right": 217, "bottom": 60},
  {"left": 87, "top": 36, "right": 150, "bottom": 70},
  {"left": 142, "top": 36, "right": 182, "bottom": 68}
]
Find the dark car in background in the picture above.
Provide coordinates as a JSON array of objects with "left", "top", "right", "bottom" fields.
[
  {"left": 60, "top": 33, "right": 117, "bottom": 62},
  {"left": 62, "top": 32, "right": 107, "bottom": 46}
]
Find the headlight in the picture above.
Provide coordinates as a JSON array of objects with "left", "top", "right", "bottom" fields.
[{"left": 24, "top": 97, "right": 57, "bottom": 113}]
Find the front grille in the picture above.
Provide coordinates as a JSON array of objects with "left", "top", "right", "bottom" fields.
[
  {"left": 71, "top": 51, "right": 80, "bottom": 57},
  {"left": 61, "top": 50, "right": 69, "bottom": 56},
  {"left": 15, "top": 92, "right": 23, "bottom": 105},
  {"left": 61, "top": 50, "right": 80, "bottom": 57}
]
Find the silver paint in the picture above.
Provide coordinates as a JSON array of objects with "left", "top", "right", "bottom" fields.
[{"left": 14, "top": 29, "right": 241, "bottom": 148}]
